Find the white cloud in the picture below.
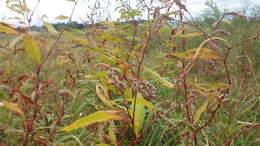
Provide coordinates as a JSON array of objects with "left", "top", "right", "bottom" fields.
[{"left": 186, "top": 4, "right": 208, "bottom": 15}]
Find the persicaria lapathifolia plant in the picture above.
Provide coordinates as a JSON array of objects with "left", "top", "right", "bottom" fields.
[{"left": 0, "top": 0, "right": 259, "bottom": 145}]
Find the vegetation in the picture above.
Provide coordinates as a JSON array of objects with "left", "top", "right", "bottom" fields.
[{"left": 0, "top": 0, "right": 259, "bottom": 145}]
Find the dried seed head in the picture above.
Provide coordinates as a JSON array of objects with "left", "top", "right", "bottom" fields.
[
  {"left": 131, "top": 78, "right": 156, "bottom": 100},
  {"left": 106, "top": 68, "right": 124, "bottom": 91}
]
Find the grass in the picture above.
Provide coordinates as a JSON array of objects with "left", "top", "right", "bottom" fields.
[{"left": 0, "top": 4, "right": 260, "bottom": 146}]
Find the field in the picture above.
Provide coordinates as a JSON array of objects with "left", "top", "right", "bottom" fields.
[{"left": 0, "top": 0, "right": 259, "bottom": 146}]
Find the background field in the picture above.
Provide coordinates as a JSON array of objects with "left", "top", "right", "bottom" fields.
[{"left": 0, "top": 0, "right": 259, "bottom": 145}]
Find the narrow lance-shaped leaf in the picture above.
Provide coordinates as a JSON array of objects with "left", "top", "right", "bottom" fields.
[
  {"left": 96, "top": 84, "right": 114, "bottom": 108},
  {"left": 172, "top": 48, "right": 221, "bottom": 60},
  {"left": 37, "top": 37, "right": 49, "bottom": 49},
  {"left": 0, "top": 23, "right": 19, "bottom": 34},
  {"left": 43, "top": 21, "right": 58, "bottom": 34},
  {"left": 128, "top": 97, "right": 154, "bottom": 111},
  {"left": 56, "top": 15, "right": 70, "bottom": 20},
  {"left": 9, "top": 34, "right": 24, "bottom": 48},
  {"left": 23, "top": 35, "right": 41, "bottom": 64},
  {"left": 145, "top": 68, "right": 174, "bottom": 88},
  {"left": 128, "top": 93, "right": 145, "bottom": 137},
  {"left": 108, "top": 123, "right": 117, "bottom": 146},
  {"left": 85, "top": 72, "right": 107, "bottom": 79},
  {"left": 1, "top": 101, "right": 25, "bottom": 116},
  {"left": 65, "top": 31, "right": 108, "bottom": 56},
  {"left": 175, "top": 32, "right": 203, "bottom": 38},
  {"left": 95, "top": 144, "right": 110, "bottom": 146},
  {"left": 61, "top": 110, "right": 125, "bottom": 132},
  {"left": 193, "top": 95, "right": 214, "bottom": 124},
  {"left": 194, "top": 82, "right": 228, "bottom": 93},
  {"left": 65, "top": 31, "right": 89, "bottom": 46}
]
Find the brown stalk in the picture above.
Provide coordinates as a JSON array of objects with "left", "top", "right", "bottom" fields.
[
  {"left": 20, "top": 1, "right": 79, "bottom": 145},
  {"left": 224, "top": 123, "right": 260, "bottom": 146},
  {"left": 178, "top": 4, "right": 197, "bottom": 145}
]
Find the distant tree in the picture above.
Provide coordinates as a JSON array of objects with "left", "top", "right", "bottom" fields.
[
  {"left": 53, "top": 21, "right": 84, "bottom": 31},
  {"left": 202, "top": 0, "right": 222, "bottom": 20},
  {"left": 251, "top": 6, "right": 260, "bottom": 20}
]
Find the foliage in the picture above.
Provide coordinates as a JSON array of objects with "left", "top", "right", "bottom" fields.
[{"left": 0, "top": 0, "right": 259, "bottom": 146}]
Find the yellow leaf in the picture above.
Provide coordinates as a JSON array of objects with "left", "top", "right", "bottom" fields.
[
  {"left": 56, "top": 56, "right": 71, "bottom": 66},
  {"left": 1, "top": 101, "right": 24, "bottom": 116},
  {"left": 37, "top": 37, "right": 49, "bottom": 49},
  {"left": 85, "top": 72, "right": 107, "bottom": 79},
  {"left": 43, "top": 21, "right": 58, "bottom": 34},
  {"left": 194, "top": 82, "right": 228, "bottom": 93},
  {"left": 175, "top": 32, "right": 203, "bottom": 38},
  {"left": 95, "top": 144, "right": 111, "bottom": 146},
  {"left": 145, "top": 68, "right": 174, "bottom": 88},
  {"left": 61, "top": 110, "right": 125, "bottom": 132},
  {"left": 23, "top": 35, "right": 41, "bottom": 64},
  {"left": 194, "top": 95, "right": 214, "bottom": 124},
  {"left": 65, "top": 31, "right": 89, "bottom": 46},
  {"left": 128, "top": 97, "right": 154, "bottom": 111},
  {"left": 96, "top": 54, "right": 117, "bottom": 65},
  {"left": 172, "top": 48, "right": 221, "bottom": 60},
  {"left": 100, "top": 21, "right": 115, "bottom": 27},
  {"left": 237, "top": 121, "right": 258, "bottom": 126},
  {"left": 128, "top": 93, "right": 145, "bottom": 137},
  {"left": 96, "top": 84, "right": 114, "bottom": 108},
  {"left": 0, "top": 23, "right": 19, "bottom": 35},
  {"left": 55, "top": 15, "right": 70, "bottom": 20}
]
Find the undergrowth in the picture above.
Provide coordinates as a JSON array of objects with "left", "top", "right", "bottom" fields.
[{"left": 0, "top": 0, "right": 259, "bottom": 146}]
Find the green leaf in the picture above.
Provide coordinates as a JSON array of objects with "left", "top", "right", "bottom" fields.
[
  {"left": 129, "top": 93, "right": 145, "bottom": 137},
  {"left": 85, "top": 72, "right": 107, "bottom": 79},
  {"left": 23, "top": 35, "right": 41, "bottom": 64},
  {"left": 43, "top": 21, "right": 58, "bottom": 34},
  {"left": 172, "top": 48, "right": 221, "bottom": 60},
  {"left": 95, "top": 144, "right": 111, "bottom": 146},
  {"left": 128, "top": 97, "right": 154, "bottom": 111},
  {"left": 96, "top": 54, "right": 117, "bottom": 65},
  {"left": 108, "top": 123, "right": 117, "bottom": 146},
  {"left": 70, "top": 135, "right": 84, "bottom": 146},
  {"left": 0, "top": 93, "right": 6, "bottom": 99},
  {"left": 61, "top": 110, "right": 125, "bottom": 132},
  {"left": 56, "top": 15, "right": 70, "bottom": 20},
  {"left": 9, "top": 34, "right": 24, "bottom": 48},
  {"left": 194, "top": 82, "right": 228, "bottom": 93},
  {"left": 65, "top": 31, "right": 89, "bottom": 46},
  {"left": 0, "top": 23, "right": 19, "bottom": 34},
  {"left": 69, "top": 28, "right": 85, "bottom": 36},
  {"left": 120, "top": 9, "right": 141, "bottom": 19},
  {"left": 145, "top": 68, "right": 174, "bottom": 88}
]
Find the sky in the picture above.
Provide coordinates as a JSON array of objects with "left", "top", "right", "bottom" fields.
[{"left": 0, "top": 0, "right": 259, "bottom": 26}]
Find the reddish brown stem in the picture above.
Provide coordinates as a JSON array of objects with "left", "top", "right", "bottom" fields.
[{"left": 224, "top": 123, "right": 260, "bottom": 146}]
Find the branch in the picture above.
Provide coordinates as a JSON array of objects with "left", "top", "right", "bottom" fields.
[{"left": 224, "top": 123, "right": 260, "bottom": 146}]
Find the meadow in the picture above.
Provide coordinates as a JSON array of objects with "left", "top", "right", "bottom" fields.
[{"left": 0, "top": 0, "right": 259, "bottom": 145}]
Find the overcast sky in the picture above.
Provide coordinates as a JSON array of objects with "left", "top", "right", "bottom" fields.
[{"left": 0, "top": 0, "right": 259, "bottom": 26}]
